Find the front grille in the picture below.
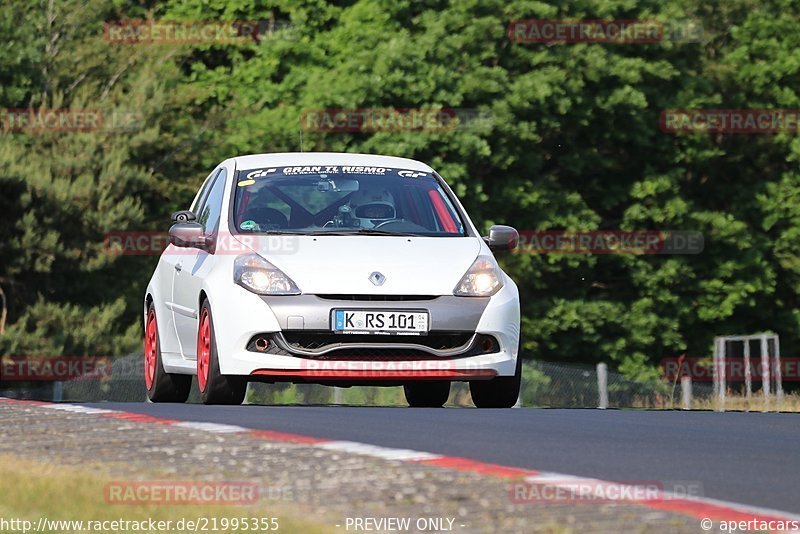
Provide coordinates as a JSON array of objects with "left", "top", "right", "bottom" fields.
[
  {"left": 301, "top": 349, "right": 440, "bottom": 361},
  {"left": 315, "top": 294, "right": 439, "bottom": 302},
  {"left": 305, "top": 336, "right": 498, "bottom": 360},
  {"left": 281, "top": 331, "right": 473, "bottom": 351},
  {"left": 246, "top": 332, "right": 500, "bottom": 360}
]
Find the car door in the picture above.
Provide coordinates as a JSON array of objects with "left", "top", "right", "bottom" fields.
[
  {"left": 158, "top": 169, "right": 218, "bottom": 356},
  {"left": 172, "top": 167, "right": 228, "bottom": 360}
]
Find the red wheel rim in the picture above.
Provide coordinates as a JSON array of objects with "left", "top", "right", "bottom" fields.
[
  {"left": 144, "top": 309, "right": 157, "bottom": 390},
  {"left": 197, "top": 308, "right": 211, "bottom": 392}
]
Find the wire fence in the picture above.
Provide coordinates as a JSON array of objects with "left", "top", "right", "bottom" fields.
[
  {"left": 0, "top": 353, "right": 729, "bottom": 409},
  {"left": 520, "top": 360, "right": 716, "bottom": 409}
]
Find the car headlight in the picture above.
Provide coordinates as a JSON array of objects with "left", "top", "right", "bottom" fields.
[
  {"left": 453, "top": 255, "right": 504, "bottom": 297},
  {"left": 234, "top": 254, "right": 301, "bottom": 295}
]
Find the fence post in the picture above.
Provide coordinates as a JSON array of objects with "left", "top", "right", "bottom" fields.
[
  {"left": 333, "top": 387, "right": 343, "bottom": 405},
  {"left": 743, "top": 338, "right": 752, "bottom": 404},
  {"left": 760, "top": 334, "right": 771, "bottom": 412},
  {"left": 597, "top": 363, "right": 608, "bottom": 409},
  {"left": 681, "top": 376, "right": 692, "bottom": 410},
  {"left": 774, "top": 335, "right": 783, "bottom": 409},
  {"left": 52, "top": 381, "right": 63, "bottom": 402},
  {"left": 713, "top": 337, "right": 726, "bottom": 412},
  {"left": 712, "top": 337, "right": 718, "bottom": 399}
]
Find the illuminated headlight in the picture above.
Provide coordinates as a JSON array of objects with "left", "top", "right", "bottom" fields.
[
  {"left": 453, "top": 255, "right": 504, "bottom": 297},
  {"left": 234, "top": 254, "right": 300, "bottom": 295}
]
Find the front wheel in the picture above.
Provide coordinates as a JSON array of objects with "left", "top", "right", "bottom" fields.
[
  {"left": 470, "top": 350, "right": 522, "bottom": 408},
  {"left": 403, "top": 381, "right": 450, "bottom": 407},
  {"left": 144, "top": 304, "right": 191, "bottom": 403},
  {"left": 197, "top": 300, "right": 247, "bottom": 405}
]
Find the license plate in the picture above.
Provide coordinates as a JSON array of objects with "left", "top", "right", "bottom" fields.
[{"left": 332, "top": 310, "right": 429, "bottom": 335}]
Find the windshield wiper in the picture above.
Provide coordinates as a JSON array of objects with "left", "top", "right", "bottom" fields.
[
  {"left": 249, "top": 230, "right": 308, "bottom": 235},
  {"left": 303, "top": 228, "right": 423, "bottom": 237},
  {"left": 347, "top": 228, "right": 419, "bottom": 236}
]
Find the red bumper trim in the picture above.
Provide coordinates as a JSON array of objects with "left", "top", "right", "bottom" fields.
[{"left": 249, "top": 369, "right": 497, "bottom": 381}]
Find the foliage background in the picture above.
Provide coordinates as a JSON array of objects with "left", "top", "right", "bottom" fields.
[{"left": 1, "top": 0, "right": 799, "bottom": 381}]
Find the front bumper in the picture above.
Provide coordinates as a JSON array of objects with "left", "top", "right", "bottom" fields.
[{"left": 210, "top": 284, "right": 520, "bottom": 382}]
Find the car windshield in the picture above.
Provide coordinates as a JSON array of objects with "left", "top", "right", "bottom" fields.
[{"left": 232, "top": 165, "right": 466, "bottom": 236}]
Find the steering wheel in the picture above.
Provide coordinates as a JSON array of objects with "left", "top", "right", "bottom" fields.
[
  {"left": 374, "top": 219, "right": 430, "bottom": 232},
  {"left": 375, "top": 219, "right": 406, "bottom": 229}
]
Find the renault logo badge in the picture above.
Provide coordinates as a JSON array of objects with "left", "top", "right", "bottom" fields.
[{"left": 369, "top": 272, "right": 386, "bottom": 286}]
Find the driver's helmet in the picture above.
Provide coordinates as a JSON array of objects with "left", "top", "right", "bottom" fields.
[{"left": 348, "top": 187, "right": 396, "bottom": 228}]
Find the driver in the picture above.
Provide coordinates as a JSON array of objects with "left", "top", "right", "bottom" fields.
[{"left": 347, "top": 187, "right": 397, "bottom": 228}]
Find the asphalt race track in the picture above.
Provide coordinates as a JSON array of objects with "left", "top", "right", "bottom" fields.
[{"left": 88, "top": 403, "right": 800, "bottom": 515}]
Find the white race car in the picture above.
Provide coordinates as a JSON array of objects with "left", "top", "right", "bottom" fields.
[{"left": 144, "top": 153, "right": 521, "bottom": 407}]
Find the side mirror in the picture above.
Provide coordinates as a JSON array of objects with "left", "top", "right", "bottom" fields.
[
  {"left": 484, "top": 225, "right": 519, "bottom": 252},
  {"left": 171, "top": 210, "right": 196, "bottom": 223},
  {"left": 169, "top": 222, "right": 209, "bottom": 249}
]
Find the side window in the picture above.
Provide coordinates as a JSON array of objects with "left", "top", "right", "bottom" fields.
[
  {"left": 190, "top": 169, "right": 220, "bottom": 213},
  {"left": 195, "top": 169, "right": 228, "bottom": 237}
]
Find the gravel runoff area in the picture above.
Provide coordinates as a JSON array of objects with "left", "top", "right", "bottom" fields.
[{"left": 0, "top": 401, "right": 704, "bottom": 533}]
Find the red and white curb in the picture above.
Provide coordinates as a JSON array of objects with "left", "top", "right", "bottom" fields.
[{"left": 3, "top": 397, "right": 799, "bottom": 527}]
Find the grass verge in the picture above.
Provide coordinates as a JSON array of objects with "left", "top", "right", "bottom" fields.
[{"left": 0, "top": 453, "right": 332, "bottom": 534}]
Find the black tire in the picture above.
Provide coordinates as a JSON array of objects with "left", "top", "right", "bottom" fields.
[
  {"left": 403, "top": 381, "right": 450, "bottom": 407},
  {"left": 197, "top": 300, "right": 247, "bottom": 405},
  {"left": 470, "top": 349, "right": 522, "bottom": 408},
  {"left": 144, "top": 304, "right": 191, "bottom": 403}
]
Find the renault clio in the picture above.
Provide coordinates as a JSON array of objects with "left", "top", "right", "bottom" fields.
[{"left": 144, "top": 153, "right": 521, "bottom": 407}]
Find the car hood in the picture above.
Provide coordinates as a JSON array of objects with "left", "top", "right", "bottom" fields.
[{"left": 237, "top": 235, "right": 482, "bottom": 295}]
